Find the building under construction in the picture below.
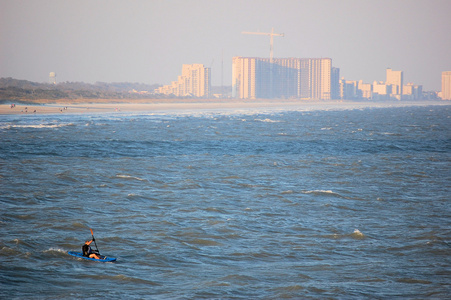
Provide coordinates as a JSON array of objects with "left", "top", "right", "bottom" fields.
[{"left": 232, "top": 57, "right": 334, "bottom": 100}]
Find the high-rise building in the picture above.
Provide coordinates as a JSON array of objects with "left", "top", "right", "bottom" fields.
[
  {"left": 155, "top": 64, "right": 210, "bottom": 97},
  {"left": 305, "top": 58, "right": 331, "bottom": 100},
  {"left": 232, "top": 57, "right": 332, "bottom": 100},
  {"left": 441, "top": 71, "right": 451, "bottom": 100},
  {"left": 232, "top": 57, "right": 258, "bottom": 99},
  {"left": 331, "top": 67, "right": 340, "bottom": 99},
  {"left": 386, "top": 68, "right": 403, "bottom": 100},
  {"left": 49, "top": 72, "right": 56, "bottom": 84}
]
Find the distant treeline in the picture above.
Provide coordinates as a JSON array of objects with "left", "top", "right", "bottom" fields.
[
  {"left": 0, "top": 78, "right": 231, "bottom": 103},
  {"left": 0, "top": 78, "right": 162, "bottom": 102}
]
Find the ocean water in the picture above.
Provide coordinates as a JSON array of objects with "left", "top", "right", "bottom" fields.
[{"left": 0, "top": 103, "right": 450, "bottom": 299}]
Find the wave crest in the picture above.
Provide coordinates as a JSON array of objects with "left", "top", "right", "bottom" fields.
[{"left": 116, "top": 174, "right": 146, "bottom": 181}]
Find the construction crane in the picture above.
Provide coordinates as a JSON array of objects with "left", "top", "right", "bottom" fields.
[{"left": 242, "top": 28, "right": 284, "bottom": 62}]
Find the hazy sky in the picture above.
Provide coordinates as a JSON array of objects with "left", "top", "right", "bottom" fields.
[{"left": 1, "top": 0, "right": 450, "bottom": 90}]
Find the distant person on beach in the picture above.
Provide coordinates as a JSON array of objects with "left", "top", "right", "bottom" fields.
[{"left": 82, "top": 239, "right": 100, "bottom": 259}]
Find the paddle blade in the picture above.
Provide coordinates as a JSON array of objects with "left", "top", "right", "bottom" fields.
[{"left": 90, "top": 228, "right": 94, "bottom": 236}]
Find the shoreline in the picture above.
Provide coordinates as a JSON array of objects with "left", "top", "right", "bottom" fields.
[{"left": 1, "top": 99, "right": 449, "bottom": 115}]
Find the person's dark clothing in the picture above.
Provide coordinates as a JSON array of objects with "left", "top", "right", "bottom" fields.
[{"left": 82, "top": 244, "right": 91, "bottom": 257}]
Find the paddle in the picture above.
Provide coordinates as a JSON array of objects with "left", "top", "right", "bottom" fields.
[{"left": 90, "top": 228, "right": 100, "bottom": 254}]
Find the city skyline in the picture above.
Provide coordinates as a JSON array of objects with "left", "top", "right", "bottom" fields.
[
  {"left": 230, "top": 56, "right": 431, "bottom": 100},
  {"left": 1, "top": 0, "right": 450, "bottom": 91}
]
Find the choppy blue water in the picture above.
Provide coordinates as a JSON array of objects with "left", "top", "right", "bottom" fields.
[{"left": 1, "top": 104, "right": 450, "bottom": 299}]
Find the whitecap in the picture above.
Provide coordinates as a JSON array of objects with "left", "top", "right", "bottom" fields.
[
  {"left": 353, "top": 229, "right": 363, "bottom": 235},
  {"left": 351, "top": 229, "right": 366, "bottom": 239},
  {"left": 303, "top": 190, "right": 335, "bottom": 195},
  {"left": 302, "top": 189, "right": 350, "bottom": 199},
  {"left": 380, "top": 132, "right": 402, "bottom": 136},
  {"left": 281, "top": 190, "right": 294, "bottom": 194},
  {"left": 255, "top": 118, "right": 280, "bottom": 123},
  {"left": 43, "top": 248, "right": 67, "bottom": 254},
  {"left": 116, "top": 174, "right": 146, "bottom": 181},
  {"left": 1, "top": 123, "right": 74, "bottom": 129}
]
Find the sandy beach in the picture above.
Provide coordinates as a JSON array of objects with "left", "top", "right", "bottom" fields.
[{"left": 1, "top": 99, "right": 449, "bottom": 115}]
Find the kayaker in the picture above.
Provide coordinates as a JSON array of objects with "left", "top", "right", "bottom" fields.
[{"left": 82, "top": 239, "right": 101, "bottom": 259}]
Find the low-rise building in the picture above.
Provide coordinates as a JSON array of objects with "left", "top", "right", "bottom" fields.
[
  {"left": 372, "top": 81, "right": 391, "bottom": 100},
  {"left": 402, "top": 83, "right": 422, "bottom": 100},
  {"left": 340, "top": 79, "right": 357, "bottom": 100},
  {"left": 358, "top": 80, "right": 372, "bottom": 99}
]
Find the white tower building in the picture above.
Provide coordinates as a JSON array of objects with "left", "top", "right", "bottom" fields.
[
  {"left": 441, "top": 71, "right": 451, "bottom": 100},
  {"left": 49, "top": 72, "right": 56, "bottom": 84}
]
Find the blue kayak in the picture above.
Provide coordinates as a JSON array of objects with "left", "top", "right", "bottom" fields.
[{"left": 68, "top": 251, "right": 116, "bottom": 262}]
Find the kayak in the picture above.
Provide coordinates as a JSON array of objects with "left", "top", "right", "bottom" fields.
[{"left": 68, "top": 251, "right": 116, "bottom": 262}]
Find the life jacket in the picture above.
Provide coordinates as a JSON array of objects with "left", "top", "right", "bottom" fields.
[{"left": 82, "top": 244, "right": 91, "bottom": 257}]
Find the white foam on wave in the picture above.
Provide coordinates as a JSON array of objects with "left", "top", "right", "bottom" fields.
[
  {"left": 353, "top": 229, "right": 363, "bottom": 235},
  {"left": 127, "top": 193, "right": 142, "bottom": 198},
  {"left": 351, "top": 229, "right": 366, "bottom": 239},
  {"left": 281, "top": 190, "right": 294, "bottom": 194},
  {"left": 116, "top": 174, "right": 146, "bottom": 181},
  {"left": 302, "top": 189, "right": 347, "bottom": 199},
  {"left": 254, "top": 118, "right": 280, "bottom": 123},
  {"left": 381, "top": 132, "right": 403, "bottom": 138},
  {"left": 1, "top": 246, "right": 15, "bottom": 254},
  {"left": 43, "top": 247, "right": 67, "bottom": 254},
  {"left": 0, "top": 123, "right": 75, "bottom": 130},
  {"left": 303, "top": 190, "right": 335, "bottom": 194}
]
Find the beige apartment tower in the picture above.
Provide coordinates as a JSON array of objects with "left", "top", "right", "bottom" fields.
[
  {"left": 232, "top": 57, "right": 332, "bottom": 100},
  {"left": 442, "top": 71, "right": 451, "bottom": 100},
  {"left": 305, "top": 58, "right": 331, "bottom": 100},
  {"left": 232, "top": 57, "right": 258, "bottom": 99},
  {"left": 386, "top": 68, "right": 403, "bottom": 100},
  {"left": 155, "top": 64, "right": 211, "bottom": 97}
]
